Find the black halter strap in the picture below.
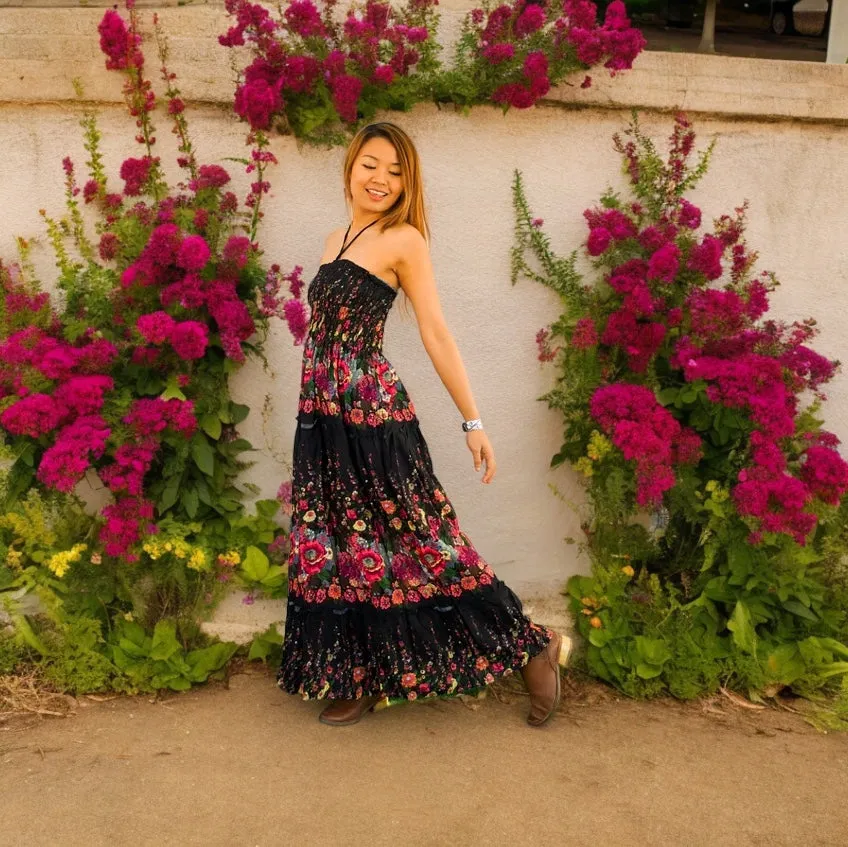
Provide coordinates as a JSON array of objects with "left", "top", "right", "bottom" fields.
[{"left": 335, "top": 218, "right": 381, "bottom": 261}]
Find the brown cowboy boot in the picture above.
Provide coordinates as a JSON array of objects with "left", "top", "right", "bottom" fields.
[
  {"left": 318, "top": 695, "right": 382, "bottom": 726},
  {"left": 520, "top": 631, "right": 569, "bottom": 727}
]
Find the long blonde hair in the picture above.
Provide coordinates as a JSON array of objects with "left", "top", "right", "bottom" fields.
[{"left": 342, "top": 122, "right": 430, "bottom": 242}]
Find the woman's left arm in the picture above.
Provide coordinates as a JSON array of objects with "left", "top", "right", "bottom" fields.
[{"left": 395, "top": 229, "right": 497, "bottom": 484}]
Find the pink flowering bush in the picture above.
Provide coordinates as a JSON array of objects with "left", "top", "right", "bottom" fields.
[
  {"left": 0, "top": 6, "right": 302, "bottom": 599},
  {"left": 220, "top": 0, "right": 644, "bottom": 144},
  {"left": 0, "top": 3, "right": 303, "bottom": 692},
  {"left": 512, "top": 114, "right": 848, "bottom": 700},
  {"left": 447, "top": 0, "right": 644, "bottom": 110},
  {"left": 219, "top": 0, "right": 441, "bottom": 144}
]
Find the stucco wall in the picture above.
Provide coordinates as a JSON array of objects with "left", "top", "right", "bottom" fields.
[{"left": 2, "top": 6, "right": 848, "bottom": 635}]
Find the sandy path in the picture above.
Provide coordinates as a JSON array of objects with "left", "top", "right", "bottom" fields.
[{"left": 2, "top": 669, "right": 847, "bottom": 847}]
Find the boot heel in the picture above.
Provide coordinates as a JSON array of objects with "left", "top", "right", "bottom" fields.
[{"left": 557, "top": 634, "right": 572, "bottom": 669}]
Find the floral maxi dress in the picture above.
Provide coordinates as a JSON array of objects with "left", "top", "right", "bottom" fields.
[{"left": 278, "top": 255, "right": 552, "bottom": 703}]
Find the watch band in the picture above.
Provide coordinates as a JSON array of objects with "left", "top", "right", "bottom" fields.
[{"left": 462, "top": 418, "right": 483, "bottom": 432}]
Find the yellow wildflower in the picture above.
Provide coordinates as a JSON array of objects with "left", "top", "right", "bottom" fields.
[
  {"left": 586, "top": 430, "right": 612, "bottom": 462},
  {"left": 575, "top": 457, "right": 594, "bottom": 478},
  {"left": 6, "top": 548, "right": 23, "bottom": 570},
  {"left": 187, "top": 549, "right": 208, "bottom": 572},
  {"left": 218, "top": 550, "right": 241, "bottom": 567},
  {"left": 621, "top": 565, "right": 635, "bottom": 578},
  {"left": 143, "top": 540, "right": 164, "bottom": 560},
  {"left": 46, "top": 543, "right": 87, "bottom": 578}
]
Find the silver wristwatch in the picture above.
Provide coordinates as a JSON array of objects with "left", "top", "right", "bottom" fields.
[{"left": 461, "top": 418, "right": 483, "bottom": 432}]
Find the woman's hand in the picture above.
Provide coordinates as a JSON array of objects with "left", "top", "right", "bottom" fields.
[{"left": 466, "top": 430, "right": 497, "bottom": 484}]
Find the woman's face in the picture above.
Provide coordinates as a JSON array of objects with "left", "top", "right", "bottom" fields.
[{"left": 349, "top": 136, "right": 403, "bottom": 215}]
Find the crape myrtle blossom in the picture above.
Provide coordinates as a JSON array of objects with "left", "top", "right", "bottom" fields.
[
  {"left": 222, "top": 0, "right": 439, "bottom": 132},
  {"left": 590, "top": 384, "right": 701, "bottom": 506},
  {"left": 0, "top": 2, "right": 307, "bottom": 566},
  {"left": 221, "top": 0, "right": 643, "bottom": 139},
  {"left": 549, "top": 113, "right": 848, "bottom": 544}
]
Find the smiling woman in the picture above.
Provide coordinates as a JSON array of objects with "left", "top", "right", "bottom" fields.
[{"left": 276, "top": 121, "right": 570, "bottom": 727}]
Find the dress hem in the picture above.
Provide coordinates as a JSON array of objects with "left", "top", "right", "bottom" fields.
[{"left": 277, "top": 578, "right": 552, "bottom": 702}]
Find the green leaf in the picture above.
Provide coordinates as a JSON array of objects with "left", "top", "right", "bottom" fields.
[
  {"left": 227, "top": 439, "right": 254, "bottom": 454},
  {"left": 191, "top": 437, "right": 215, "bottom": 476},
  {"left": 183, "top": 486, "right": 199, "bottom": 519},
  {"left": 586, "top": 647, "right": 616, "bottom": 684},
  {"left": 634, "top": 636, "right": 671, "bottom": 666},
  {"left": 550, "top": 449, "right": 568, "bottom": 468},
  {"left": 201, "top": 414, "right": 222, "bottom": 440},
  {"left": 160, "top": 374, "right": 187, "bottom": 401},
  {"left": 291, "top": 102, "right": 333, "bottom": 138},
  {"left": 255, "top": 499, "right": 281, "bottom": 519},
  {"left": 168, "top": 677, "right": 193, "bottom": 692},
  {"left": 247, "top": 625, "right": 283, "bottom": 662},
  {"left": 260, "top": 565, "right": 285, "bottom": 588},
  {"left": 118, "top": 620, "right": 148, "bottom": 647},
  {"left": 566, "top": 575, "right": 598, "bottom": 601},
  {"left": 816, "top": 662, "right": 848, "bottom": 680},
  {"left": 230, "top": 403, "right": 250, "bottom": 425},
  {"left": 764, "top": 644, "right": 806, "bottom": 684},
  {"left": 158, "top": 475, "right": 182, "bottom": 512},
  {"left": 186, "top": 641, "right": 238, "bottom": 682},
  {"left": 19, "top": 443, "right": 36, "bottom": 467},
  {"left": 150, "top": 620, "right": 181, "bottom": 661},
  {"left": 636, "top": 663, "right": 664, "bottom": 679},
  {"left": 657, "top": 387, "right": 679, "bottom": 406},
  {"left": 781, "top": 600, "right": 818, "bottom": 621},
  {"left": 9, "top": 613, "right": 48, "bottom": 655},
  {"left": 195, "top": 477, "right": 213, "bottom": 506},
  {"left": 727, "top": 601, "right": 757, "bottom": 654},
  {"left": 588, "top": 627, "right": 611, "bottom": 647},
  {"left": 241, "top": 545, "right": 270, "bottom": 581}
]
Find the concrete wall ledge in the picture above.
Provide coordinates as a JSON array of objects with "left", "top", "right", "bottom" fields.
[{"left": 2, "top": 7, "right": 847, "bottom": 124}]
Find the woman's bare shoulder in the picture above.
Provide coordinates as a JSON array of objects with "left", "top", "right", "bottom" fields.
[
  {"left": 320, "top": 226, "right": 348, "bottom": 262},
  {"left": 385, "top": 222, "right": 427, "bottom": 256},
  {"left": 324, "top": 226, "right": 348, "bottom": 246}
]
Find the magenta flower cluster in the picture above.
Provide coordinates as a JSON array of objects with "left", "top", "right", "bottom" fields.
[
  {"left": 557, "top": 113, "right": 848, "bottom": 543},
  {"left": 98, "top": 7, "right": 143, "bottom": 71},
  {"left": 0, "top": 4, "right": 309, "bottom": 565},
  {"left": 118, "top": 224, "right": 270, "bottom": 364},
  {"left": 220, "top": 0, "right": 438, "bottom": 131},
  {"left": 0, "top": 271, "right": 206, "bottom": 559},
  {"left": 260, "top": 264, "right": 311, "bottom": 345},
  {"left": 474, "top": 0, "right": 646, "bottom": 110},
  {"left": 591, "top": 384, "right": 701, "bottom": 506}
]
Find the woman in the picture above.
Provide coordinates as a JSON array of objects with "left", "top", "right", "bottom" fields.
[{"left": 277, "top": 122, "right": 567, "bottom": 727}]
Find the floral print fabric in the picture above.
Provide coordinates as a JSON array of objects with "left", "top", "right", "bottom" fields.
[{"left": 278, "top": 259, "right": 551, "bottom": 702}]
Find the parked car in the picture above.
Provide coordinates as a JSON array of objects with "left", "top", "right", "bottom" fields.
[
  {"left": 664, "top": 0, "right": 830, "bottom": 36},
  {"left": 769, "top": 0, "right": 829, "bottom": 35}
]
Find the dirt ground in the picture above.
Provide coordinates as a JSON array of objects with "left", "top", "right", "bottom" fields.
[{"left": 2, "top": 668, "right": 847, "bottom": 847}]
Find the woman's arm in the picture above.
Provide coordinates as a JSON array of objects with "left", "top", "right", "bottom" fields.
[{"left": 394, "top": 228, "right": 497, "bottom": 484}]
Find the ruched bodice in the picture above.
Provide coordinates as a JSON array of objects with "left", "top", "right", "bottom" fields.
[{"left": 298, "top": 259, "right": 415, "bottom": 427}]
